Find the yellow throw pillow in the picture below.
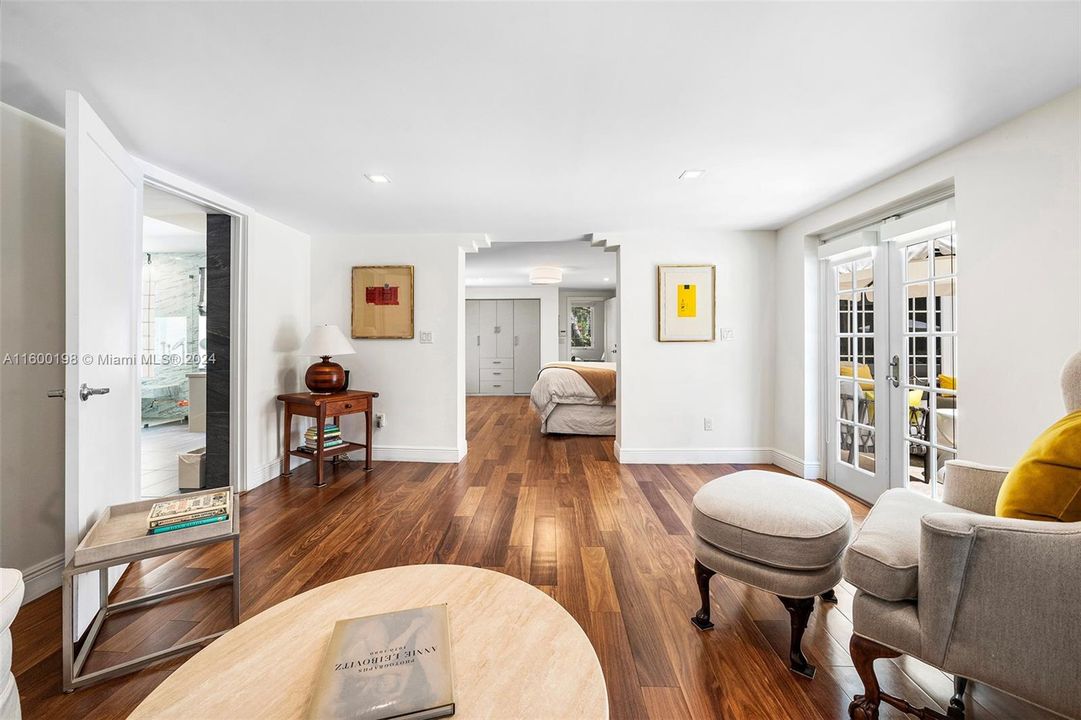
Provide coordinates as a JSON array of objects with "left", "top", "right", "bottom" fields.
[{"left": 996, "top": 410, "right": 1081, "bottom": 522}]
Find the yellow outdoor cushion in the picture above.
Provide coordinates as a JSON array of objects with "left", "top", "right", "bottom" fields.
[
  {"left": 996, "top": 410, "right": 1081, "bottom": 522},
  {"left": 840, "top": 363, "right": 874, "bottom": 392},
  {"left": 938, "top": 374, "right": 957, "bottom": 390}
]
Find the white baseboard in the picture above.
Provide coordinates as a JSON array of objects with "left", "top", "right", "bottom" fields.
[
  {"left": 615, "top": 444, "right": 774, "bottom": 465},
  {"left": 613, "top": 442, "right": 822, "bottom": 479},
  {"left": 373, "top": 445, "right": 465, "bottom": 463},
  {"left": 770, "top": 449, "right": 822, "bottom": 479},
  {"left": 20, "top": 553, "right": 63, "bottom": 604}
]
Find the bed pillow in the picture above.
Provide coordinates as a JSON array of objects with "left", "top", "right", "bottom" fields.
[{"left": 995, "top": 410, "right": 1081, "bottom": 522}]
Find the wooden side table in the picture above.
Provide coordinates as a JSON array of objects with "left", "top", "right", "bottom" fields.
[{"left": 277, "top": 389, "right": 379, "bottom": 487}]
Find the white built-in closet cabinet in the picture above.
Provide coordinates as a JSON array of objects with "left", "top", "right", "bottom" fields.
[{"left": 465, "top": 299, "right": 541, "bottom": 395}]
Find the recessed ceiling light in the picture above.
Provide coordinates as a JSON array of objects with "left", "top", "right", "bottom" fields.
[
  {"left": 679, "top": 169, "right": 705, "bottom": 180},
  {"left": 603, "top": 277, "right": 610, "bottom": 282},
  {"left": 365, "top": 174, "right": 392, "bottom": 184}
]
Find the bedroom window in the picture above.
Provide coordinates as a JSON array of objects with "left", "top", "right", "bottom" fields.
[{"left": 570, "top": 304, "right": 594, "bottom": 348}]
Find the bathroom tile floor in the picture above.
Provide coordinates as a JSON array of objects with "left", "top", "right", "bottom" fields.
[{"left": 141, "top": 421, "right": 205, "bottom": 498}]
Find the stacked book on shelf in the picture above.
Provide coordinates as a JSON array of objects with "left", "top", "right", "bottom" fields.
[
  {"left": 302, "top": 424, "right": 345, "bottom": 453},
  {"left": 146, "top": 490, "right": 231, "bottom": 535}
]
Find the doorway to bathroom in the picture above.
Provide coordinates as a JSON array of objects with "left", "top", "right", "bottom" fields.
[{"left": 139, "top": 185, "right": 221, "bottom": 497}]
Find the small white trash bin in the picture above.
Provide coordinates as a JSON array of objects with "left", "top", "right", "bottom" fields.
[{"left": 178, "top": 447, "right": 207, "bottom": 490}]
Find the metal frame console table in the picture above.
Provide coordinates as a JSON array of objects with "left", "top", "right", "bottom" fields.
[{"left": 62, "top": 491, "right": 240, "bottom": 692}]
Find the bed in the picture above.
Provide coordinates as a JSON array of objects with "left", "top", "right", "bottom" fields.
[{"left": 529, "top": 361, "right": 616, "bottom": 436}]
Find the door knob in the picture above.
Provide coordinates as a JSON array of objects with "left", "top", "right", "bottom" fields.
[{"left": 79, "top": 384, "right": 110, "bottom": 401}]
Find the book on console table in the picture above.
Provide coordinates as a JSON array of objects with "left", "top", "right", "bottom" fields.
[{"left": 307, "top": 604, "right": 455, "bottom": 720}]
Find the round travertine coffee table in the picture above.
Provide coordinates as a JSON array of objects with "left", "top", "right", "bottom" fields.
[{"left": 130, "top": 564, "right": 608, "bottom": 719}]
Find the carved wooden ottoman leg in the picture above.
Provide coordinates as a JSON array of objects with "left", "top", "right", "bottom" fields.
[
  {"left": 778, "top": 596, "right": 817, "bottom": 678},
  {"left": 690, "top": 559, "right": 716, "bottom": 630}
]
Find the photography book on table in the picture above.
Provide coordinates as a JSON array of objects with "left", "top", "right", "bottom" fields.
[{"left": 307, "top": 604, "right": 455, "bottom": 720}]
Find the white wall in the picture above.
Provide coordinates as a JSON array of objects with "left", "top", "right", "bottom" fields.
[
  {"left": 775, "top": 88, "right": 1081, "bottom": 474},
  {"left": 309, "top": 235, "right": 476, "bottom": 463},
  {"left": 465, "top": 285, "right": 559, "bottom": 366},
  {"left": 0, "top": 104, "right": 67, "bottom": 601},
  {"left": 559, "top": 288, "right": 615, "bottom": 361},
  {"left": 603, "top": 230, "right": 777, "bottom": 463},
  {"left": 244, "top": 214, "right": 311, "bottom": 489}
]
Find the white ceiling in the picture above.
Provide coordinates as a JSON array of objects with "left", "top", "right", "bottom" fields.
[
  {"left": 466, "top": 239, "right": 616, "bottom": 289},
  {"left": 3, "top": 2, "right": 1078, "bottom": 240}
]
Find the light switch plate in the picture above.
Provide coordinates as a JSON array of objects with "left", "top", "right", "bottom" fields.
[
  {"left": 419, "top": 331, "right": 433, "bottom": 343},
  {"left": 720, "top": 328, "right": 735, "bottom": 341}
]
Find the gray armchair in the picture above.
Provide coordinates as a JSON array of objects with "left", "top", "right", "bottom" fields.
[{"left": 844, "top": 351, "right": 1081, "bottom": 720}]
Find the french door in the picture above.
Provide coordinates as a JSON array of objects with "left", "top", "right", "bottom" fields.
[{"left": 824, "top": 200, "right": 958, "bottom": 503}]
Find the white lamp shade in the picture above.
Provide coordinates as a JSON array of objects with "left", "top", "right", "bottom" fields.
[
  {"left": 529, "top": 266, "right": 563, "bottom": 285},
  {"left": 299, "top": 324, "right": 355, "bottom": 357}
]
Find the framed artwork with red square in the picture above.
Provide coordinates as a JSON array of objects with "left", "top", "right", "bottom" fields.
[{"left": 351, "top": 265, "right": 414, "bottom": 339}]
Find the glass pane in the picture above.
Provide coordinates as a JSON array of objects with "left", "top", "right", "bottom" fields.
[
  {"left": 908, "top": 335, "right": 929, "bottom": 387},
  {"left": 905, "top": 283, "right": 929, "bottom": 333},
  {"left": 905, "top": 241, "right": 930, "bottom": 282},
  {"left": 837, "top": 296, "right": 852, "bottom": 335},
  {"left": 839, "top": 337, "right": 853, "bottom": 365},
  {"left": 839, "top": 423, "right": 855, "bottom": 465},
  {"left": 570, "top": 305, "right": 593, "bottom": 348},
  {"left": 906, "top": 389, "right": 928, "bottom": 441},
  {"left": 936, "top": 448, "right": 957, "bottom": 488},
  {"left": 836, "top": 263, "right": 853, "bottom": 292},
  {"left": 856, "top": 289, "right": 874, "bottom": 334},
  {"left": 934, "top": 392, "right": 957, "bottom": 450},
  {"left": 906, "top": 440, "right": 932, "bottom": 497},
  {"left": 853, "top": 258, "right": 873, "bottom": 290},
  {"left": 858, "top": 428, "right": 876, "bottom": 474},
  {"left": 934, "top": 278, "right": 956, "bottom": 333},
  {"left": 934, "top": 335, "right": 957, "bottom": 387},
  {"left": 857, "top": 336, "right": 874, "bottom": 372},
  {"left": 839, "top": 379, "right": 855, "bottom": 422},
  {"left": 933, "top": 234, "right": 957, "bottom": 276}
]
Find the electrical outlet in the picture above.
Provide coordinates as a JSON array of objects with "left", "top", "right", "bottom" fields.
[
  {"left": 703, "top": 417, "right": 713, "bottom": 431},
  {"left": 419, "top": 330, "right": 433, "bottom": 344},
  {"left": 375, "top": 413, "right": 386, "bottom": 428}
]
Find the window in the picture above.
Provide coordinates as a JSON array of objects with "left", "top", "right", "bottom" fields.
[{"left": 570, "top": 304, "right": 594, "bottom": 348}]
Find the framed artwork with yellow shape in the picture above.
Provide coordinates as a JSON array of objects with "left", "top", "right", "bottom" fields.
[{"left": 657, "top": 264, "right": 716, "bottom": 342}]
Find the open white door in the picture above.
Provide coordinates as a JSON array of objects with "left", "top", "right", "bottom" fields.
[{"left": 65, "top": 91, "right": 142, "bottom": 636}]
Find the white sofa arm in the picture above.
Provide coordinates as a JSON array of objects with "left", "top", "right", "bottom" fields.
[{"left": 940, "top": 460, "right": 1010, "bottom": 515}]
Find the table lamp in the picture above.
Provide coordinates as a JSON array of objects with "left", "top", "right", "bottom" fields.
[{"left": 299, "top": 324, "right": 355, "bottom": 393}]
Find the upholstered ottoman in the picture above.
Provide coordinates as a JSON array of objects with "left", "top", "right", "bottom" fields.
[{"left": 690, "top": 470, "right": 852, "bottom": 678}]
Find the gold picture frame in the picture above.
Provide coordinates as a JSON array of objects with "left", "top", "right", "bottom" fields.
[
  {"left": 657, "top": 264, "right": 716, "bottom": 342},
  {"left": 351, "top": 265, "right": 415, "bottom": 339}
]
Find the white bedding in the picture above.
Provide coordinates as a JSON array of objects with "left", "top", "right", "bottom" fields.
[{"left": 530, "top": 361, "right": 616, "bottom": 435}]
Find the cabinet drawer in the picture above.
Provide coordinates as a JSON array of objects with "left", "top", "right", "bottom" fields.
[
  {"left": 480, "top": 358, "right": 513, "bottom": 370},
  {"left": 480, "top": 380, "right": 512, "bottom": 394},
  {"left": 480, "top": 368, "right": 511, "bottom": 382},
  {"left": 325, "top": 397, "right": 369, "bottom": 416}
]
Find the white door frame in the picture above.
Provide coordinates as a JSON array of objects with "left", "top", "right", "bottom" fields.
[{"left": 135, "top": 160, "right": 252, "bottom": 492}]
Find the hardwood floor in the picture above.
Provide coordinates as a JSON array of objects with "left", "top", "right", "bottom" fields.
[{"left": 11, "top": 396, "right": 1056, "bottom": 719}]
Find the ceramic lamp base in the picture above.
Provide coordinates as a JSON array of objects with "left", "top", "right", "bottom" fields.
[{"left": 305, "top": 357, "right": 346, "bottom": 394}]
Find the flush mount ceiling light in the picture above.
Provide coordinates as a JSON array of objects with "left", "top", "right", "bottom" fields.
[
  {"left": 365, "top": 174, "right": 392, "bottom": 184},
  {"left": 529, "top": 266, "right": 563, "bottom": 285},
  {"left": 679, "top": 169, "right": 706, "bottom": 180}
]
